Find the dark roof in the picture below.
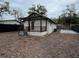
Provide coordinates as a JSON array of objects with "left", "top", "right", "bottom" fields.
[{"left": 19, "top": 12, "right": 56, "bottom": 24}]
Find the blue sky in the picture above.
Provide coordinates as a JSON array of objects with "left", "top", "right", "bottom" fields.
[{"left": 0, "top": 0, "right": 79, "bottom": 20}]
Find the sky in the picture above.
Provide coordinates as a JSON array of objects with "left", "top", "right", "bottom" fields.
[{"left": 0, "top": 0, "right": 79, "bottom": 20}]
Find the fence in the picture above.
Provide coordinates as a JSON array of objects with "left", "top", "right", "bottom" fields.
[
  {"left": 71, "top": 25, "right": 79, "bottom": 33},
  {"left": 0, "top": 24, "right": 24, "bottom": 32}
]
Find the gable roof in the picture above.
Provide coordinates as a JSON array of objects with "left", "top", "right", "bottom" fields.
[{"left": 19, "top": 12, "right": 56, "bottom": 24}]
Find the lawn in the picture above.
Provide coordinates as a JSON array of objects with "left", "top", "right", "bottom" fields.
[{"left": 0, "top": 32, "right": 79, "bottom": 58}]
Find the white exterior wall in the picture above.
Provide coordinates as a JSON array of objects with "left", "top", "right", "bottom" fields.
[
  {"left": 47, "top": 22, "right": 56, "bottom": 34},
  {"left": 34, "top": 20, "right": 40, "bottom": 26},
  {"left": 42, "top": 20, "right": 46, "bottom": 26},
  {"left": 24, "top": 20, "right": 46, "bottom": 29},
  {"left": 24, "top": 20, "right": 46, "bottom": 26},
  {"left": 27, "top": 31, "right": 47, "bottom": 36},
  {"left": 24, "top": 21, "right": 28, "bottom": 30},
  {"left": 24, "top": 20, "right": 57, "bottom": 36}
]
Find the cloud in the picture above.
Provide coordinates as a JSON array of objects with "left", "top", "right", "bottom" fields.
[
  {"left": 0, "top": 0, "right": 79, "bottom": 19},
  {"left": 45, "top": 0, "right": 79, "bottom": 18}
]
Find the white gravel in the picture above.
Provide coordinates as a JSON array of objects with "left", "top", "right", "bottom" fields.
[{"left": 60, "top": 30, "right": 79, "bottom": 34}]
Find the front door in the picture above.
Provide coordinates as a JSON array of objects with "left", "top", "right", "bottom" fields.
[{"left": 31, "top": 21, "right": 34, "bottom": 30}]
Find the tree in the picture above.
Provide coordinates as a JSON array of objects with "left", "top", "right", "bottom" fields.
[
  {"left": 28, "top": 4, "right": 47, "bottom": 16},
  {"left": 0, "top": 1, "right": 10, "bottom": 16},
  {"left": 0, "top": 1, "right": 23, "bottom": 24},
  {"left": 12, "top": 8, "right": 23, "bottom": 24},
  {"left": 58, "top": 4, "right": 79, "bottom": 25},
  {"left": 0, "top": 1, "right": 10, "bottom": 19}
]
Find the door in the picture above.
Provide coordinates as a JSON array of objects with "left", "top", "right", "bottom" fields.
[{"left": 31, "top": 21, "right": 34, "bottom": 30}]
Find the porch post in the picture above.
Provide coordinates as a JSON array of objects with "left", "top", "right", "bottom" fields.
[
  {"left": 28, "top": 20, "right": 30, "bottom": 31},
  {"left": 46, "top": 19, "right": 47, "bottom": 31},
  {"left": 40, "top": 18, "right": 42, "bottom": 32}
]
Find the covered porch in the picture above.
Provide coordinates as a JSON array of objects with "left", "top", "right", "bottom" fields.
[
  {"left": 24, "top": 17, "right": 48, "bottom": 32},
  {"left": 19, "top": 13, "right": 53, "bottom": 32},
  {"left": 26, "top": 26, "right": 47, "bottom": 32}
]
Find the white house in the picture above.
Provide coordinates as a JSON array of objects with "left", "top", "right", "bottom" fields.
[{"left": 19, "top": 13, "right": 57, "bottom": 36}]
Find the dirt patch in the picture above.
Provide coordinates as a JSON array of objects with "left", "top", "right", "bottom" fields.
[{"left": 0, "top": 32, "right": 79, "bottom": 58}]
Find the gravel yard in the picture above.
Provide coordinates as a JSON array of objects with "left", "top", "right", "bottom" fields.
[{"left": 0, "top": 32, "right": 79, "bottom": 58}]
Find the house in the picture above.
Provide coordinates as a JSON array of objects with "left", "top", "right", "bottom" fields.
[{"left": 19, "top": 13, "right": 57, "bottom": 36}]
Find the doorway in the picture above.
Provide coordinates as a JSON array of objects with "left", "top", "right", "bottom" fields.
[{"left": 31, "top": 21, "right": 34, "bottom": 30}]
